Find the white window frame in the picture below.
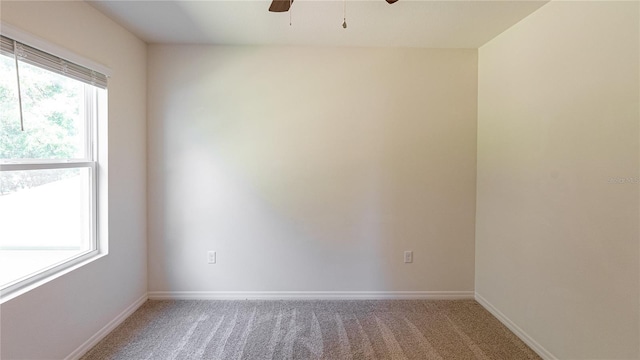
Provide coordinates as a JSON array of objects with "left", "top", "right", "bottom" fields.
[{"left": 0, "top": 24, "right": 111, "bottom": 304}]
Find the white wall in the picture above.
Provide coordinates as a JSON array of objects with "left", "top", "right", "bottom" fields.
[
  {"left": 0, "top": 1, "right": 147, "bottom": 359},
  {"left": 147, "top": 46, "right": 477, "bottom": 294},
  {"left": 476, "top": 1, "right": 639, "bottom": 359}
]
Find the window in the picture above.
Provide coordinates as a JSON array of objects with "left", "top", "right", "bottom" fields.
[{"left": 0, "top": 34, "right": 108, "bottom": 299}]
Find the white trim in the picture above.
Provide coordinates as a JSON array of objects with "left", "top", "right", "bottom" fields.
[
  {"left": 0, "top": 252, "right": 106, "bottom": 304},
  {"left": 0, "top": 22, "right": 112, "bottom": 77},
  {"left": 65, "top": 293, "right": 148, "bottom": 360},
  {"left": 0, "top": 161, "right": 94, "bottom": 171},
  {"left": 148, "top": 291, "right": 475, "bottom": 300},
  {"left": 475, "top": 292, "right": 557, "bottom": 360}
]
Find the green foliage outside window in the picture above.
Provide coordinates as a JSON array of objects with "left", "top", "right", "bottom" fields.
[{"left": 0, "top": 55, "right": 84, "bottom": 195}]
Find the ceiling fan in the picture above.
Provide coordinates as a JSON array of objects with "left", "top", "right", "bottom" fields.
[{"left": 269, "top": 0, "right": 398, "bottom": 13}]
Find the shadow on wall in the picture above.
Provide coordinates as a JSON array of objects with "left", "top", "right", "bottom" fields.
[{"left": 147, "top": 46, "right": 477, "bottom": 292}]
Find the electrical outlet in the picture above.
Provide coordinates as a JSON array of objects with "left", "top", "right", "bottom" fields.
[
  {"left": 207, "top": 251, "right": 216, "bottom": 264},
  {"left": 404, "top": 251, "right": 413, "bottom": 263}
]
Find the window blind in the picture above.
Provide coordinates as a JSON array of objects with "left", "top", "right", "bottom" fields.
[{"left": 0, "top": 35, "right": 108, "bottom": 89}]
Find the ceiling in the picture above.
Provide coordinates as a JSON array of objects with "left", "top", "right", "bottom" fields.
[{"left": 88, "top": 0, "right": 548, "bottom": 48}]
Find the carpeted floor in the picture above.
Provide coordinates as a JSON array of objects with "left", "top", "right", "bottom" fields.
[{"left": 82, "top": 300, "right": 541, "bottom": 359}]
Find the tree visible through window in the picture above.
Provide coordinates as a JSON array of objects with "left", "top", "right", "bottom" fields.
[
  {"left": 0, "top": 35, "right": 106, "bottom": 297},
  {"left": 1, "top": 57, "right": 85, "bottom": 191}
]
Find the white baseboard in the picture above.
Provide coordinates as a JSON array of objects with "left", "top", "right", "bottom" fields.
[
  {"left": 475, "top": 292, "right": 557, "bottom": 360},
  {"left": 61, "top": 291, "right": 554, "bottom": 360},
  {"left": 148, "top": 290, "right": 474, "bottom": 300},
  {"left": 65, "top": 293, "right": 148, "bottom": 360}
]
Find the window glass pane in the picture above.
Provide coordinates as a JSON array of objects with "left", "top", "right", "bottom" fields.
[
  {"left": 0, "top": 167, "right": 92, "bottom": 288},
  {"left": 0, "top": 54, "right": 86, "bottom": 161}
]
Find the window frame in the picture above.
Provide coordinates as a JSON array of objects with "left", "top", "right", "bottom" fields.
[{"left": 0, "top": 24, "right": 110, "bottom": 303}]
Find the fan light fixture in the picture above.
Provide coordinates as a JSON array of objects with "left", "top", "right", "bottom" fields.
[{"left": 269, "top": 0, "right": 399, "bottom": 28}]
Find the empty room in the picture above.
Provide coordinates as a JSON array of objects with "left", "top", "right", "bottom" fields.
[{"left": 0, "top": 0, "right": 638, "bottom": 359}]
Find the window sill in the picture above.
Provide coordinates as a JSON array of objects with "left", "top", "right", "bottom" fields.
[{"left": 0, "top": 250, "right": 107, "bottom": 304}]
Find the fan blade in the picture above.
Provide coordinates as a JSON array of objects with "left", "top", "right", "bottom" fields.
[
  {"left": 269, "top": 0, "right": 293, "bottom": 12},
  {"left": 386, "top": 0, "right": 399, "bottom": 3}
]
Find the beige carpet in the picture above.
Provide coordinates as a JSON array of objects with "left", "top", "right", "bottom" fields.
[{"left": 82, "top": 300, "right": 541, "bottom": 359}]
